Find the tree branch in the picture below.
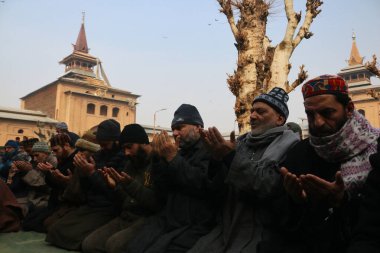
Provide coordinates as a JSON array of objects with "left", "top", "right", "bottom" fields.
[
  {"left": 292, "top": 0, "right": 323, "bottom": 48},
  {"left": 282, "top": 0, "right": 301, "bottom": 44},
  {"left": 365, "top": 54, "right": 380, "bottom": 78},
  {"left": 218, "top": 0, "right": 239, "bottom": 40},
  {"left": 286, "top": 64, "right": 308, "bottom": 93}
]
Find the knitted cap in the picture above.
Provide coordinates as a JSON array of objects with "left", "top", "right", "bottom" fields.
[
  {"left": 171, "top": 104, "right": 204, "bottom": 128},
  {"left": 32, "top": 141, "right": 51, "bottom": 153},
  {"left": 302, "top": 75, "right": 348, "bottom": 99},
  {"left": 75, "top": 138, "right": 101, "bottom": 153},
  {"left": 96, "top": 119, "right": 121, "bottom": 141},
  {"left": 56, "top": 122, "right": 68, "bottom": 130},
  {"left": 5, "top": 140, "right": 19, "bottom": 149},
  {"left": 253, "top": 87, "right": 289, "bottom": 119},
  {"left": 120, "top": 124, "right": 149, "bottom": 146}
]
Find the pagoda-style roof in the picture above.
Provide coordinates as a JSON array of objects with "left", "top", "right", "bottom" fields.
[
  {"left": 348, "top": 33, "right": 364, "bottom": 66},
  {"left": 74, "top": 22, "right": 89, "bottom": 53},
  {"left": 59, "top": 51, "right": 97, "bottom": 66}
]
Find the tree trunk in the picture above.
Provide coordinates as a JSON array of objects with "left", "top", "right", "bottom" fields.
[{"left": 219, "top": 0, "right": 322, "bottom": 134}]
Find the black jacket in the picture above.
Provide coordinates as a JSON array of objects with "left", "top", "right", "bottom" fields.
[{"left": 283, "top": 138, "right": 363, "bottom": 253}]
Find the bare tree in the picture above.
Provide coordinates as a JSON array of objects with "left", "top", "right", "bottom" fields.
[
  {"left": 366, "top": 54, "right": 380, "bottom": 78},
  {"left": 218, "top": 0, "right": 322, "bottom": 133}
]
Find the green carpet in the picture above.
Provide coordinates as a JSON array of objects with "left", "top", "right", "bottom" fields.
[{"left": 0, "top": 231, "right": 79, "bottom": 253}]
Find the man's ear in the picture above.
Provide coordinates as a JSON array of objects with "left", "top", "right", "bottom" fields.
[
  {"left": 346, "top": 101, "right": 355, "bottom": 117},
  {"left": 276, "top": 114, "right": 286, "bottom": 126}
]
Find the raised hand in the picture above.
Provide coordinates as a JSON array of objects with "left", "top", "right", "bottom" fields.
[
  {"left": 280, "top": 167, "right": 307, "bottom": 204},
  {"left": 13, "top": 161, "right": 32, "bottom": 171},
  {"left": 201, "top": 127, "right": 235, "bottom": 161},
  {"left": 100, "top": 168, "right": 117, "bottom": 189},
  {"left": 153, "top": 131, "right": 177, "bottom": 162},
  {"left": 74, "top": 153, "right": 96, "bottom": 176},
  {"left": 37, "top": 162, "right": 54, "bottom": 172},
  {"left": 106, "top": 167, "right": 133, "bottom": 185},
  {"left": 51, "top": 169, "right": 72, "bottom": 184},
  {"left": 300, "top": 171, "right": 345, "bottom": 207}
]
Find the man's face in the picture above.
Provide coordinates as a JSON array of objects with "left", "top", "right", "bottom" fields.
[
  {"left": 4, "top": 146, "right": 15, "bottom": 155},
  {"left": 33, "top": 152, "right": 49, "bottom": 163},
  {"left": 123, "top": 143, "right": 139, "bottom": 157},
  {"left": 24, "top": 146, "right": 34, "bottom": 155},
  {"left": 51, "top": 145, "right": 68, "bottom": 161},
  {"left": 172, "top": 124, "right": 201, "bottom": 149},
  {"left": 250, "top": 102, "right": 285, "bottom": 136},
  {"left": 123, "top": 143, "right": 148, "bottom": 166},
  {"left": 98, "top": 140, "right": 115, "bottom": 152},
  {"left": 304, "top": 94, "right": 352, "bottom": 137}
]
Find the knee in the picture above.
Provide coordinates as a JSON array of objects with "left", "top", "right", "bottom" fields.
[
  {"left": 81, "top": 233, "right": 97, "bottom": 253},
  {"left": 105, "top": 237, "right": 124, "bottom": 253}
]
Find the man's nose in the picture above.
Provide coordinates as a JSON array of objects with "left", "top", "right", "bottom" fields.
[{"left": 313, "top": 114, "right": 326, "bottom": 128}]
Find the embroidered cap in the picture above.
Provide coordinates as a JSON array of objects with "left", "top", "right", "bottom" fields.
[
  {"left": 253, "top": 87, "right": 289, "bottom": 119},
  {"left": 302, "top": 75, "right": 348, "bottom": 99}
]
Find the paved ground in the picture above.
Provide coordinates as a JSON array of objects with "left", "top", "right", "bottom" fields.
[{"left": 0, "top": 231, "right": 79, "bottom": 253}]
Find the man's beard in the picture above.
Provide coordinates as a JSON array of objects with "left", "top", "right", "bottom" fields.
[
  {"left": 130, "top": 147, "right": 149, "bottom": 169},
  {"left": 250, "top": 120, "right": 278, "bottom": 136},
  {"left": 309, "top": 114, "right": 348, "bottom": 137},
  {"left": 178, "top": 129, "right": 199, "bottom": 149}
]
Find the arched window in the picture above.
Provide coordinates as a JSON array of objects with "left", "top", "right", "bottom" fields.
[
  {"left": 100, "top": 105, "right": 108, "bottom": 116},
  {"left": 112, "top": 107, "right": 119, "bottom": 117},
  {"left": 87, "top": 103, "right": 95, "bottom": 114},
  {"left": 358, "top": 109, "right": 365, "bottom": 116}
]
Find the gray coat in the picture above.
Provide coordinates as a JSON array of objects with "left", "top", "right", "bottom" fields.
[{"left": 189, "top": 127, "right": 299, "bottom": 253}]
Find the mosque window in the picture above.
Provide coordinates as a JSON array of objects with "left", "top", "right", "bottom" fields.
[
  {"left": 358, "top": 109, "right": 365, "bottom": 116},
  {"left": 100, "top": 105, "right": 108, "bottom": 116},
  {"left": 112, "top": 107, "right": 119, "bottom": 117},
  {"left": 87, "top": 103, "right": 95, "bottom": 114}
]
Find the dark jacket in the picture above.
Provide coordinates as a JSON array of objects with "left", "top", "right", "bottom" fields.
[
  {"left": 77, "top": 149, "right": 126, "bottom": 210},
  {"left": 116, "top": 158, "right": 160, "bottom": 220},
  {"left": 126, "top": 139, "right": 226, "bottom": 253},
  {"left": 283, "top": 138, "right": 363, "bottom": 253},
  {"left": 347, "top": 159, "right": 380, "bottom": 252}
]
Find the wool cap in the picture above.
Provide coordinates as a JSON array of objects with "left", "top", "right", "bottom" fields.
[
  {"left": 119, "top": 124, "right": 149, "bottom": 146},
  {"left": 253, "top": 87, "right": 289, "bottom": 119},
  {"left": 75, "top": 138, "right": 101, "bottom": 153},
  {"left": 32, "top": 141, "right": 51, "bottom": 153},
  {"left": 5, "top": 140, "right": 19, "bottom": 149},
  {"left": 96, "top": 119, "right": 121, "bottom": 141},
  {"left": 171, "top": 104, "right": 204, "bottom": 128},
  {"left": 302, "top": 74, "right": 348, "bottom": 99},
  {"left": 56, "top": 122, "right": 68, "bottom": 130}
]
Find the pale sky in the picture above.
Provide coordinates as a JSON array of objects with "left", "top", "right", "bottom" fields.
[{"left": 0, "top": 0, "right": 379, "bottom": 133}]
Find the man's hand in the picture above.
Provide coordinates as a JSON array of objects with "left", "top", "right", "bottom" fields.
[
  {"left": 104, "top": 167, "right": 133, "bottom": 186},
  {"left": 152, "top": 131, "right": 177, "bottom": 162},
  {"left": 100, "top": 168, "right": 117, "bottom": 189},
  {"left": 300, "top": 171, "right": 345, "bottom": 207},
  {"left": 51, "top": 169, "right": 72, "bottom": 184},
  {"left": 37, "top": 162, "right": 54, "bottom": 172},
  {"left": 200, "top": 127, "right": 235, "bottom": 161},
  {"left": 13, "top": 161, "right": 32, "bottom": 171},
  {"left": 280, "top": 167, "right": 307, "bottom": 204},
  {"left": 74, "top": 153, "right": 96, "bottom": 176}
]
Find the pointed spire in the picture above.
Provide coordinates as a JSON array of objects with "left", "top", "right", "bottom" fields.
[
  {"left": 73, "top": 12, "right": 89, "bottom": 53},
  {"left": 348, "top": 32, "right": 363, "bottom": 66}
]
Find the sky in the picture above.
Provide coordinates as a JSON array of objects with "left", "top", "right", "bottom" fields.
[{"left": 0, "top": 0, "right": 379, "bottom": 133}]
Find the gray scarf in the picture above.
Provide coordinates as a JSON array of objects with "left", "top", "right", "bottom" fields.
[{"left": 226, "top": 126, "right": 299, "bottom": 195}]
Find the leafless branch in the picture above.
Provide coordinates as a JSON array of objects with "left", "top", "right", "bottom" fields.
[
  {"left": 293, "top": 0, "right": 323, "bottom": 48},
  {"left": 365, "top": 54, "right": 380, "bottom": 78},
  {"left": 218, "top": 0, "right": 239, "bottom": 39},
  {"left": 286, "top": 64, "right": 308, "bottom": 93}
]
